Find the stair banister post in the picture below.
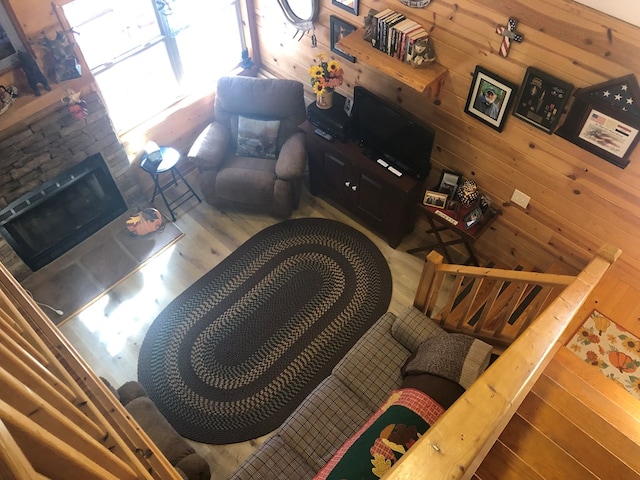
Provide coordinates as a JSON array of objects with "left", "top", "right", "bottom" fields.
[{"left": 414, "top": 250, "right": 444, "bottom": 314}]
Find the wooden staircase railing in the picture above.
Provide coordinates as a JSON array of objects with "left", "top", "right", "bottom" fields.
[
  {"left": 0, "top": 262, "right": 183, "bottom": 480},
  {"left": 384, "top": 244, "right": 621, "bottom": 480},
  {"left": 414, "top": 250, "right": 578, "bottom": 351}
]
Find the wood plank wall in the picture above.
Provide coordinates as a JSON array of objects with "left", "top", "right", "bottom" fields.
[{"left": 254, "top": 0, "right": 640, "bottom": 286}]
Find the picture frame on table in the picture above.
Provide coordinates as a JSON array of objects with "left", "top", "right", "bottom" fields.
[
  {"left": 465, "top": 66, "right": 518, "bottom": 132},
  {"left": 463, "top": 206, "right": 484, "bottom": 229},
  {"left": 513, "top": 67, "right": 573, "bottom": 134},
  {"left": 437, "top": 170, "right": 461, "bottom": 199},
  {"left": 330, "top": 16, "right": 357, "bottom": 63},
  {"left": 332, "top": 0, "right": 359, "bottom": 16},
  {"left": 423, "top": 190, "right": 449, "bottom": 208}
]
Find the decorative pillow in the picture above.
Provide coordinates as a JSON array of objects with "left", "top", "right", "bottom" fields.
[
  {"left": 235, "top": 115, "right": 280, "bottom": 159},
  {"left": 402, "top": 333, "right": 492, "bottom": 389},
  {"left": 314, "top": 389, "right": 445, "bottom": 480}
]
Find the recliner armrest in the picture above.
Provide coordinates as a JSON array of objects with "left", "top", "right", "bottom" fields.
[
  {"left": 187, "top": 121, "right": 231, "bottom": 171},
  {"left": 275, "top": 131, "right": 307, "bottom": 180}
]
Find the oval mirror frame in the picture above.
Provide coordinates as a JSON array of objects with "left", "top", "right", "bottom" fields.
[{"left": 277, "top": 0, "right": 319, "bottom": 32}]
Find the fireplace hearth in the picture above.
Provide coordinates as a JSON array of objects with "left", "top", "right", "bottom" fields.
[{"left": 0, "top": 153, "right": 127, "bottom": 271}]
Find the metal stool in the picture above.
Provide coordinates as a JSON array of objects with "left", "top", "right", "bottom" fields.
[{"left": 139, "top": 146, "right": 201, "bottom": 221}]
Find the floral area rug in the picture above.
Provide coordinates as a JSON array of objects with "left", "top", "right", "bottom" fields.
[{"left": 566, "top": 309, "right": 640, "bottom": 400}]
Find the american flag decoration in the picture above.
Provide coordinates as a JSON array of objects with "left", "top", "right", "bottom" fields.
[
  {"left": 587, "top": 74, "right": 640, "bottom": 118},
  {"left": 496, "top": 18, "right": 523, "bottom": 57}
]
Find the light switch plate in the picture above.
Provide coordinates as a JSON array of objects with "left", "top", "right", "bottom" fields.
[{"left": 511, "top": 189, "right": 530, "bottom": 209}]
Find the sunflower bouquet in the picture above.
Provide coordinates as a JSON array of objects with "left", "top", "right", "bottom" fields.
[{"left": 308, "top": 53, "right": 344, "bottom": 95}]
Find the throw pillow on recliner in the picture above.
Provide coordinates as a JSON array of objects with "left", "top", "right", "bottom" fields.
[{"left": 235, "top": 116, "right": 280, "bottom": 159}]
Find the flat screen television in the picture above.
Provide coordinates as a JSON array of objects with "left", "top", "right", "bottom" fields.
[{"left": 353, "top": 86, "right": 435, "bottom": 179}]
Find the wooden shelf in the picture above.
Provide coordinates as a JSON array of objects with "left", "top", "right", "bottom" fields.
[
  {"left": 0, "top": 76, "right": 94, "bottom": 140},
  {"left": 336, "top": 29, "right": 448, "bottom": 95}
]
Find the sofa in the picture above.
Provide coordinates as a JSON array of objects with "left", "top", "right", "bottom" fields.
[
  {"left": 113, "top": 381, "right": 211, "bottom": 480},
  {"left": 230, "top": 306, "right": 493, "bottom": 479}
]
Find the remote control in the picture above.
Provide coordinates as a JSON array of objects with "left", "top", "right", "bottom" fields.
[
  {"left": 388, "top": 166, "right": 403, "bottom": 177},
  {"left": 435, "top": 209, "right": 459, "bottom": 225},
  {"left": 314, "top": 128, "right": 333, "bottom": 141}
]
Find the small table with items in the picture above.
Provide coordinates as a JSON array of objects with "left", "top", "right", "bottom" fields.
[
  {"left": 139, "top": 145, "right": 201, "bottom": 221},
  {"left": 408, "top": 203, "right": 501, "bottom": 265}
]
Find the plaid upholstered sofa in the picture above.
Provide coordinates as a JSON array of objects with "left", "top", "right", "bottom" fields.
[{"left": 230, "top": 306, "right": 492, "bottom": 479}]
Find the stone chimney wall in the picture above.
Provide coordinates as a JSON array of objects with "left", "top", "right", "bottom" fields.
[{"left": 0, "top": 91, "right": 145, "bottom": 281}]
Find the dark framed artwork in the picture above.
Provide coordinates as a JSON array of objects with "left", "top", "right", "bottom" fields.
[
  {"left": 513, "top": 67, "right": 573, "bottom": 134},
  {"left": 465, "top": 66, "right": 518, "bottom": 132},
  {"left": 0, "top": 5, "right": 27, "bottom": 71},
  {"left": 330, "top": 15, "right": 356, "bottom": 63},
  {"left": 332, "top": 0, "right": 359, "bottom": 16}
]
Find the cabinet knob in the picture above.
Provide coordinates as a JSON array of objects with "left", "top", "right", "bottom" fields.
[
  {"left": 351, "top": 185, "right": 358, "bottom": 191},
  {"left": 345, "top": 181, "right": 351, "bottom": 187}
]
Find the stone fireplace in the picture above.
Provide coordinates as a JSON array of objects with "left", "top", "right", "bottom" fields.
[{"left": 0, "top": 92, "right": 144, "bottom": 281}]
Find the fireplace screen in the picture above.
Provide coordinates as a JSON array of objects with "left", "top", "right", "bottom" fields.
[{"left": 0, "top": 153, "right": 127, "bottom": 271}]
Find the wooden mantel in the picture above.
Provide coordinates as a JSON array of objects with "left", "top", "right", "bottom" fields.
[
  {"left": 0, "top": 76, "right": 94, "bottom": 141},
  {"left": 336, "top": 30, "right": 448, "bottom": 98}
]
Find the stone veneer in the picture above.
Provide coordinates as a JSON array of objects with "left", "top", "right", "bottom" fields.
[{"left": 0, "top": 91, "right": 145, "bottom": 281}]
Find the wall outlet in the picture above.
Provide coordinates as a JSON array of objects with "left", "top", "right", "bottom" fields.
[{"left": 511, "top": 189, "right": 530, "bottom": 209}]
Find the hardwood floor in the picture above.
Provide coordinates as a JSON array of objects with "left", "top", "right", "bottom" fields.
[{"left": 58, "top": 173, "right": 433, "bottom": 479}]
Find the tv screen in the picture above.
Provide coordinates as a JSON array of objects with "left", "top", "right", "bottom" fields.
[{"left": 353, "top": 86, "right": 435, "bottom": 179}]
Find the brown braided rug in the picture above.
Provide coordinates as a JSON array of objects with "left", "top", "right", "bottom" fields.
[{"left": 138, "top": 218, "right": 392, "bottom": 444}]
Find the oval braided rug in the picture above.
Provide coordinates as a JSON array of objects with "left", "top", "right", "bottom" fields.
[{"left": 138, "top": 218, "right": 392, "bottom": 444}]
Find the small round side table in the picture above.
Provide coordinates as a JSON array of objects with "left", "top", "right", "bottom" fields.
[{"left": 139, "top": 146, "right": 201, "bottom": 221}]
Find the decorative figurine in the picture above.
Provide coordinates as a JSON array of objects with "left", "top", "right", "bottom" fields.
[
  {"left": 17, "top": 51, "right": 51, "bottom": 96},
  {"left": 39, "top": 31, "right": 82, "bottom": 82},
  {"left": 0, "top": 85, "right": 18, "bottom": 115}
]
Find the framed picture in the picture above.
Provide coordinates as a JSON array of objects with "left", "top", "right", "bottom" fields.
[
  {"left": 423, "top": 190, "right": 449, "bottom": 208},
  {"left": 332, "top": 0, "right": 359, "bottom": 16},
  {"left": 0, "top": 5, "right": 27, "bottom": 71},
  {"left": 437, "top": 170, "right": 461, "bottom": 199},
  {"left": 513, "top": 67, "right": 573, "bottom": 134},
  {"left": 465, "top": 66, "right": 518, "bottom": 132},
  {"left": 463, "top": 206, "right": 484, "bottom": 229},
  {"left": 556, "top": 74, "right": 640, "bottom": 169},
  {"left": 574, "top": 106, "right": 640, "bottom": 168},
  {"left": 330, "top": 15, "right": 356, "bottom": 63}
]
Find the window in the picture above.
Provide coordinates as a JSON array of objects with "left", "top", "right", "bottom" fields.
[{"left": 64, "top": 0, "right": 246, "bottom": 132}]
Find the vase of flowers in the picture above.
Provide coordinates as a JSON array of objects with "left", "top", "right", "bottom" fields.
[{"left": 309, "top": 53, "right": 344, "bottom": 110}]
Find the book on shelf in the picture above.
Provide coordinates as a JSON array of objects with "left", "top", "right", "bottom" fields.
[
  {"left": 372, "top": 8, "right": 394, "bottom": 49},
  {"left": 394, "top": 19, "right": 419, "bottom": 60},
  {"left": 379, "top": 12, "right": 404, "bottom": 54},
  {"left": 388, "top": 18, "right": 413, "bottom": 58},
  {"left": 376, "top": 10, "right": 397, "bottom": 51},
  {"left": 384, "top": 14, "right": 406, "bottom": 55}
]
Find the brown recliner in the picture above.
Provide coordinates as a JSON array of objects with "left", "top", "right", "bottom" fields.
[{"left": 188, "top": 76, "right": 308, "bottom": 217}]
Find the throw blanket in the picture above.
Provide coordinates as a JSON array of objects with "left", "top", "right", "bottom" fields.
[
  {"left": 314, "top": 389, "right": 445, "bottom": 479},
  {"left": 402, "top": 333, "right": 492, "bottom": 389}
]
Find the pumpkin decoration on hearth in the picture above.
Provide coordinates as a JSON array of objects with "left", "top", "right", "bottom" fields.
[
  {"left": 457, "top": 179, "right": 479, "bottom": 207},
  {"left": 608, "top": 350, "right": 637, "bottom": 374},
  {"left": 126, "top": 208, "right": 163, "bottom": 236}
]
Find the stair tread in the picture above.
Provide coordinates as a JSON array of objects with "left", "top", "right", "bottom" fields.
[{"left": 545, "top": 348, "right": 640, "bottom": 443}]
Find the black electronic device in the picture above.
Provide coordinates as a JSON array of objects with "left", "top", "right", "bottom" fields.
[
  {"left": 352, "top": 86, "right": 435, "bottom": 180},
  {"left": 307, "top": 92, "right": 353, "bottom": 142}
]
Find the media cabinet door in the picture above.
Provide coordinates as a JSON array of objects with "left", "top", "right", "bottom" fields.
[{"left": 302, "top": 121, "right": 421, "bottom": 248}]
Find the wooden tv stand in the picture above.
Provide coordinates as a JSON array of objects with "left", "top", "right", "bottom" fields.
[{"left": 301, "top": 121, "right": 422, "bottom": 248}]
